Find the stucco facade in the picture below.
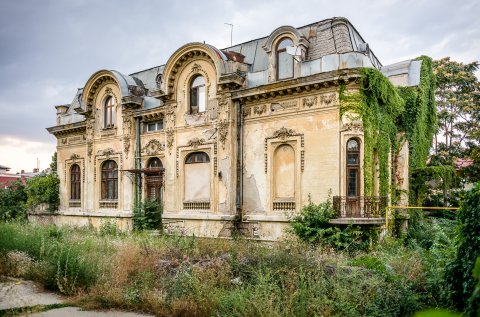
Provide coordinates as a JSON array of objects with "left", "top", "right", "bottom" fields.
[{"left": 46, "top": 17, "right": 418, "bottom": 240}]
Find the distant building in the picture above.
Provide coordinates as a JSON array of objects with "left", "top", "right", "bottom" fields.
[
  {"left": 46, "top": 17, "right": 427, "bottom": 240},
  {"left": 0, "top": 166, "right": 41, "bottom": 189}
]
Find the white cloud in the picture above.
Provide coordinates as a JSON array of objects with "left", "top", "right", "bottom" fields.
[{"left": 0, "top": 136, "right": 56, "bottom": 174}]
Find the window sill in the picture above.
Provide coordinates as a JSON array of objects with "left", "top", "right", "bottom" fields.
[{"left": 100, "top": 128, "right": 117, "bottom": 137}]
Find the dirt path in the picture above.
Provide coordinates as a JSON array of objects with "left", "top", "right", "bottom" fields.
[{"left": 0, "top": 277, "right": 153, "bottom": 316}]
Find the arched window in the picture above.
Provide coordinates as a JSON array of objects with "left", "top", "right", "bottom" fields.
[
  {"left": 276, "top": 38, "right": 294, "bottom": 80},
  {"left": 274, "top": 144, "right": 295, "bottom": 199},
  {"left": 70, "top": 164, "right": 81, "bottom": 200},
  {"left": 104, "top": 96, "right": 115, "bottom": 128},
  {"left": 189, "top": 75, "right": 206, "bottom": 114},
  {"left": 346, "top": 138, "right": 360, "bottom": 197},
  {"left": 101, "top": 160, "right": 118, "bottom": 200},
  {"left": 184, "top": 151, "right": 210, "bottom": 204},
  {"left": 185, "top": 152, "right": 210, "bottom": 164},
  {"left": 148, "top": 157, "right": 163, "bottom": 169}
]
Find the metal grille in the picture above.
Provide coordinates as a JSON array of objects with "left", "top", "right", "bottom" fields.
[
  {"left": 333, "top": 196, "right": 387, "bottom": 218},
  {"left": 69, "top": 200, "right": 81, "bottom": 208},
  {"left": 99, "top": 201, "right": 118, "bottom": 209}
]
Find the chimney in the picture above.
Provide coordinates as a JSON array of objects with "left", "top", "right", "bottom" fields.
[
  {"left": 33, "top": 168, "right": 39, "bottom": 173},
  {"left": 21, "top": 170, "right": 25, "bottom": 174}
]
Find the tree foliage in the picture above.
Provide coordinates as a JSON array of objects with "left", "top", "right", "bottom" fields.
[
  {"left": 432, "top": 58, "right": 480, "bottom": 183},
  {"left": 0, "top": 181, "right": 27, "bottom": 221},
  {"left": 25, "top": 173, "right": 60, "bottom": 212}
]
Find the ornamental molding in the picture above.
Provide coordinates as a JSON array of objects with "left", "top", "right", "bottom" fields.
[
  {"left": 341, "top": 122, "right": 364, "bottom": 133},
  {"left": 142, "top": 139, "right": 165, "bottom": 155},
  {"left": 98, "top": 147, "right": 115, "bottom": 159},
  {"left": 70, "top": 154, "right": 81, "bottom": 162},
  {"left": 273, "top": 127, "right": 296, "bottom": 140},
  {"left": 187, "top": 137, "right": 206, "bottom": 149},
  {"left": 217, "top": 120, "right": 228, "bottom": 149},
  {"left": 166, "top": 129, "right": 175, "bottom": 154}
]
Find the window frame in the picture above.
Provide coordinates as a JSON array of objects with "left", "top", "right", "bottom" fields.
[
  {"left": 70, "top": 164, "right": 81, "bottom": 200},
  {"left": 101, "top": 160, "right": 118, "bottom": 200},
  {"left": 104, "top": 96, "right": 115, "bottom": 129},
  {"left": 147, "top": 157, "right": 163, "bottom": 169},
  {"left": 146, "top": 120, "right": 164, "bottom": 132},
  {"left": 276, "top": 37, "right": 294, "bottom": 80},
  {"left": 189, "top": 75, "right": 206, "bottom": 114},
  {"left": 346, "top": 138, "right": 360, "bottom": 197},
  {"left": 185, "top": 151, "right": 210, "bottom": 164}
]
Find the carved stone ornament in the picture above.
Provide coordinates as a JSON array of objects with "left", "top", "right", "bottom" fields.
[
  {"left": 105, "top": 87, "right": 113, "bottom": 95},
  {"left": 320, "top": 93, "right": 337, "bottom": 106},
  {"left": 187, "top": 138, "right": 205, "bottom": 149},
  {"left": 99, "top": 148, "right": 115, "bottom": 159},
  {"left": 123, "top": 114, "right": 132, "bottom": 136},
  {"left": 218, "top": 121, "right": 228, "bottom": 149},
  {"left": 70, "top": 153, "right": 80, "bottom": 162},
  {"left": 253, "top": 104, "right": 266, "bottom": 115},
  {"left": 273, "top": 127, "right": 296, "bottom": 140},
  {"left": 166, "top": 129, "right": 174, "bottom": 154},
  {"left": 142, "top": 139, "right": 165, "bottom": 155},
  {"left": 123, "top": 136, "right": 131, "bottom": 156},
  {"left": 187, "top": 137, "right": 206, "bottom": 149},
  {"left": 191, "top": 63, "right": 202, "bottom": 73},
  {"left": 342, "top": 122, "right": 364, "bottom": 132},
  {"left": 86, "top": 119, "right": 94, "bottom": 138},
  {"left": 87, "top": 140, "right": 93, "bottom": 160},
  {"left": 303, "top": 96, "right": 318, "bottom": 108}
]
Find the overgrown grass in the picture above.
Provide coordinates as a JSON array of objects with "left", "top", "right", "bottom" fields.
[{"left": 0, "top": 220, "right": 457, "bottom": 317}]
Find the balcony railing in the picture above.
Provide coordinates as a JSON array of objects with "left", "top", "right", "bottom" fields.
[{"left": 333, "top": 196, "right": 387, "bottom": 218}]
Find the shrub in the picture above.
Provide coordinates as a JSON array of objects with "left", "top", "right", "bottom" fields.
[
  {"left": 289, "top": 195, "right": 371, "bottom": 251},
  {"left": 133, "top": 199, "right": 162, "bottom": 231}
]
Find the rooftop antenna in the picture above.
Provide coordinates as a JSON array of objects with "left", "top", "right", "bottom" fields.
[{"left": 224, "top": 23, "right": 233, "bottom": 47}]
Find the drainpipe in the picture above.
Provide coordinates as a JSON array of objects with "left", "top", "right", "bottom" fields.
[
  {"left": 235, "top": 100, "right": 244, "bottom": 221},
  {"left": 135, "top": 117, "right": 142, "bottom": 208}
]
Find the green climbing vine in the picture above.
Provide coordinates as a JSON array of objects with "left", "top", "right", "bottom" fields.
[
  {"left": 340, "top": 68, "right": 405, "bottom": 197},
  {"left": 340, "top": 57, "right": 437, "bottom": 201}
]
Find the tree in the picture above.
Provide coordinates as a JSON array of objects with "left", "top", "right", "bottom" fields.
[
  {"left": 0, "top": 181, "right": 27, "bottom": 221},
  {"left": 432, "top": 58, "right": 480, "bottom": 183}
]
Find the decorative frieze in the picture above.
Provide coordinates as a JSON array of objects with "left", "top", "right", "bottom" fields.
[{"left": 187, "top": 137, "right": 206, "bottom": 149}]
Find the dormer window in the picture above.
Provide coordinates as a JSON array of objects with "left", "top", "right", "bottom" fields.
[
  {"left": 104, "top": 96, "right": 115, "bottom": 129},
  {"left": 276, "top": 38, "right": 294, "bottom": 80},
  {"left": 190, "top": 75, "right": 206, "bottom": 114}
]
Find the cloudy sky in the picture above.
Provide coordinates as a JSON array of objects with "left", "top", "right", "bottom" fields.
[{"left": 0, "top": 0, "right": 478, "bottom": 173}]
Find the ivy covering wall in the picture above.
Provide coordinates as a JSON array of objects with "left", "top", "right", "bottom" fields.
[{"left": 340, "top": 56, "right": 437, "bottom": 200}]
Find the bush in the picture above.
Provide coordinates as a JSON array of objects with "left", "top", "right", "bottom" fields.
[
  {"left": 444, "top": 182, "right": 480, "bottom": 315},
  {"left": 133, "top": 199, "right": 162, "bottom": 231},
  {"left": 289, "top": 195, "right": 371, "bottom": 251},
  {"left": 0, "top": 181, "right": 27, "bottom": 221}
]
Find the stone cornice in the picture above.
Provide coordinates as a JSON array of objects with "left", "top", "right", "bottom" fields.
[
  {"left": 231, "top": 69, "right": 359, "bottom": 103},
  {"left": 47, "top": 121, "right": 87, "bottom": 137},
  {"left": 133, "top": 106, "right": 165, "bottom": 121}
]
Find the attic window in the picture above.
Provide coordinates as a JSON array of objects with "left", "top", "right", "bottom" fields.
[{"left": 276, "top": 38, "right": 294, "bottom": 80}]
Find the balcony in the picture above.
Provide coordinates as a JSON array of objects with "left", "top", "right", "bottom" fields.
[{"left": 331, "top": 196, "right": 387, "bottom": 225}]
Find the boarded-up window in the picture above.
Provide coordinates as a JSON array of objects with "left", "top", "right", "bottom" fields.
[
  {"left": 70, "top": 164, "right": 81, "bottom": 200},
  {"left": 184, "top": 152, "right": 210, "bottom": 201},
  {"left": 274, "top": 144, "right": 295, "bottom": 198}
]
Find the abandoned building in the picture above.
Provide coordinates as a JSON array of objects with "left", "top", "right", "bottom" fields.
[{"left": 44, "top": 17, "right": 428, "bottom": 240}]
